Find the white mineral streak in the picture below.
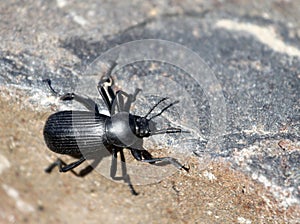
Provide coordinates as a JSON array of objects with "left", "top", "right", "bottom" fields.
[
  {"left": 203, "top": 170, "right": 217, "bottom": 181},
  {"left": 0, "top": 154, "right": 10, "bottom": 174},
  {"left": 2, "top": 184, "right": 35, "bottom": 213},
  {"left": 216, "top": 19, "right": 300, "bottom": 57}
]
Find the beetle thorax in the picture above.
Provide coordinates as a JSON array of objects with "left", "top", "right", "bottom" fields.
[{"left": 105, "top": 112, "right": 141, "bottom": 148}]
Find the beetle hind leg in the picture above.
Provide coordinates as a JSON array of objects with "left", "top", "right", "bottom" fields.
[
  {"left": 45, "top": 157, "right": 86, "bottom": 176},
  {"left": 44, "top": 158, "right": 63, "bottom": 173},
  {"left": 43, "top": 79, "right": 99, "bottom": 113},
  {"left": 43, "top": 79, "right": 60, "bottom": 96},
  {"left": 60, "top": 93, "right": 99, "bottom": 113}
]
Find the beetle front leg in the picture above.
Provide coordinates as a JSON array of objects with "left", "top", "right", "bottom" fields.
[{"left": 130, "top": 148, "right": 189, "bottom": 172}]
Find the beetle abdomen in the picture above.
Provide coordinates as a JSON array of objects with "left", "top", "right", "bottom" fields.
[{"left": 43, "top": 111, "right": 109, "bottom": 157}]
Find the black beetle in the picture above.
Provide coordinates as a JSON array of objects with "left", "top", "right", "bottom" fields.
[{"left": 43, "top": 62, "right": 188, "bottom": 195}]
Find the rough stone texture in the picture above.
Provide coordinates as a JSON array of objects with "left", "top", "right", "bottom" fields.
[{"left": 0, "top": 0, "right": 299, "bottom": 223}]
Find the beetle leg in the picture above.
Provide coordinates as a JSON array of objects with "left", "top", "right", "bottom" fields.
[
  {"left": 112, "top": 89, "right": 141, "bottom": 114},
  {"left": 110, "top": 148, "right": 119, "bottom": 179},
  {"left": 43, "top": 79, "right": 100, "bottom": 113},
  {"left": 98, "top": 77, "right": 115, "bottom": 113},
  {"left": 45, "top": 157, "right": 86, "bottom": 174},
  {"left": 78, "top": 158, "right": 100, "bottom": 177},
  {"left": 98, "top": 62, "right": 117, "bottom": 114},
  {"left": 60, "top": 93, "right": 99, "bottom": 113},
  {"left": 110, "top": 148, "right": 138, "bottom": 195},
  {"left": 59, "top": 156, "right": 86, "bottom": 172},
  {"left": 45, "top": 158, "right": 63, "bottom": 173},
  {"left": 129, "top": 149, "right": 155, "bottom": 164},
  {"left": 140, "top": 149, "right": 153, "bottom": 160},
  {"left": 130, "top": 148, "right": 189, "bottom": 172},
  {"left": 43, "top": 79, "right": 60, "bottom": 96},
  {"left": 119, "top": 149, "right": 138, "bottom": 195},
  {"left": 113, "top": 90, "right": 125, "bottom": 114}
]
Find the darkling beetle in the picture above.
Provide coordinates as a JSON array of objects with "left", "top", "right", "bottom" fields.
[{"left": 43, "top": 62, "right": 189, "bottom": 195}]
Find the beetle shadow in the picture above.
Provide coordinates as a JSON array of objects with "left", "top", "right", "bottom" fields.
[
  {"left": 46, "top": 150, "right": 110, "bottom": 178},
  {"left": 77, "top": 157, "right": 102, "bottom": 177}
]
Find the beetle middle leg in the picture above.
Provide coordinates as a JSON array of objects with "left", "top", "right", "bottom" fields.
[
  {"left": 97, "top": 62, "right": 117, "bottom": 114},
  {"left": 110, "top": 148, "right": 138, "bottom": 195}
]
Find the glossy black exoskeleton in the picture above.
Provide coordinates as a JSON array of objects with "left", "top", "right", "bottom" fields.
[{"left": 43, "top": 62, "right": 188, "bottom": 195}]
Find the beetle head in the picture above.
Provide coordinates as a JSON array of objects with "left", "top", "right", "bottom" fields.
[{"left": 131, "top": 116, "right": 155, "bottom": 138}]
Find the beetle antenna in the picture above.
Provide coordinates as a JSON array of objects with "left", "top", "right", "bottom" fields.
[
  {"left": 43, "top": 79, "right": 61, "bottom": 96},
  {"left": 148, "top": 100, "right": 179, "bottom": 121},
  {"left": 150, "top": 127, "right": 189, "bottom": 135},
  {"left": 144, "top": 97, "right": 169, "bottom": 119}
]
